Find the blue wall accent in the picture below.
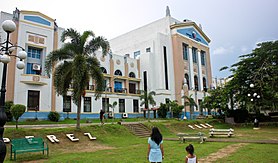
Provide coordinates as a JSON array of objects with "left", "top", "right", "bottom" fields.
[
  {"left": 177, "top": 28, "right": 208, "bottom": 45},
  {"left": 19, "top": 112, "right": 146, "bottom": 121},
  {"left": 24, "top": 16, "right": 51, "bottom": 26}
]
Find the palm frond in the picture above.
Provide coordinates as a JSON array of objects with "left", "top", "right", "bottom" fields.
[
  {"left": 85, "top": 36, "right": 110, "bottom": 56},
  {"left": 80, "top": 30, "right": 95, "bottom": 48},
  {"left": 61, "top": 28, "right": 81, "bottom": 44},
  {"left": 72, "top": 55, "right": 89, "bottom": 104},
  {"left": 53, "top": 61, "right": 73, "bottom": 96},
  {"left": 86, "top": 56, "right": 104, "bottom": 100},
  {"left": 45, "top": 48, "right": 75, "bottom": 76}
]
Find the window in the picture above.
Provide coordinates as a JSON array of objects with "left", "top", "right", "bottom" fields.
[
  {"left": 129, "top": 72, "right": 136, "bottom": 78},
  {"left": 184, "top": 73, "right": 190, "bottom": 89},
  {"left": 163, "top": 46, "right": 169, "bottom": 90},
  {"left": 26, "top": 46, "right": 42, "bottom": 75},
  {"left": 119, "top": 99, "right": 125, "bottom": 112},
  {"left": 114, "top": 70, "right": 122, "bottom": 76},
  {"left": 201, "top": 51, "right": 206, "bottom": 65},
  {"left": 182, "top": 43, "right": 188, "bottom": 60},
  {"left": 27, "top": 90, "right": 40, "bottom": 111},
  {"left": 100, "top": 67, "right": 107, "bottom": 74},
  {"left": 194, "top": 75, "right": 199, "bottom": 91},
  {"left": 28, "top": 47, "right": 41, "bottom": 59},
  {"left": 102, "top": 98, "right": 109, "bottom": 112},
  {"left": 63, "top": 96, "right": 71, "bottom": 112},
  {"left": 146, "top": 47, "right": 151, "bottom": 52},
  {"left": 134, "top": 51, "right": 140, "bottom": 59},
  {"left": 203, "top": 77, "right": 207, "bottom": 91},
  {"left": 129, "top": 83, "right": 136, "bottom": 94},
  {"left": 83, "top": 97, "right": 91, "bottom": 112},
  {"left": 192, "top": 47, "right": 197, "bottom": 63},
  {"left": 114, "top": 81, "right": 122, "bottom": 92},
  {"left": 133, "top": 99, "right": 139, "bottom": 112}
]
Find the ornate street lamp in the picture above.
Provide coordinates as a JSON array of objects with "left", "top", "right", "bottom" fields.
[{"left": 0, "top": 20, "right": 27, "bottom": 162}]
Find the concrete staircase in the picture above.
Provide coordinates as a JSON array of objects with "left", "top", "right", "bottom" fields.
[{"left": 122, "top": 123, "right": 151, "bottom": 138}]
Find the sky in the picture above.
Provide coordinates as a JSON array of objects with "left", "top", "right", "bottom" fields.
[{"left": 1, "top": 0, "right": 278, "bottom": 78}]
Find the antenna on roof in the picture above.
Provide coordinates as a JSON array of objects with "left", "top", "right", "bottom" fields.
[{"left": 166, "top": 6, "right": 171, "bottom": 17}]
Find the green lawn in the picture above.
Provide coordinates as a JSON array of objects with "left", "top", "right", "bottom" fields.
[{"left": 3, "top": 119, "right": 278, "bottom": 162}]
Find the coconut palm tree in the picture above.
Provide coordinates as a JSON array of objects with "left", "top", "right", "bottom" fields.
[
  {"left": 182, "top": 94, "right": 197, "bottom": 119},
  {"left": 139, "top": 91, "right": 156, "bottom": 120},
  {"left": 45, "top": 28, "right": 109, "bottom": 129}
]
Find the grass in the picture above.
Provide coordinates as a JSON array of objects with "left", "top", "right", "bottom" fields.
[{"left": 3, "top": 119, "right": 278, "bottom": 162}]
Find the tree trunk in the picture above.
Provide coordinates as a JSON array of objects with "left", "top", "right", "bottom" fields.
[
  {"left": 76, "top": 96, "right": 81, "bottom": 129},
  {"left": 16, "top": 120, "right": 18, "bottom": 129}
]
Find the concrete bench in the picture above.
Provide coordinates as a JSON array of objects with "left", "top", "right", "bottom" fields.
[
  {"left": 177, "top": 132, "right": 207, "bottom": 143},
  {"left": 209, "top": 128, "right": 234, "bottom": 137}
]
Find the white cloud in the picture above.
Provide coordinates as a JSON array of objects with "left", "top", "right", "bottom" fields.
[
  {"left": 240, "top": 46, "right": 248, "bottom": 53},
  {"left": 212, "top": 46, "right": 234, "bottom": 55}
]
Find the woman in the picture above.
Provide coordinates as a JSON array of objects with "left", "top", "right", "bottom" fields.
[{"left": 147, "top": 127, "right": 164, "bottom": 163}]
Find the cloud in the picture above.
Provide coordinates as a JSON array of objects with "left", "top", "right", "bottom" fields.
[
  {"left": 240, "top": 46, "right": 248, "bottom": 53},
  {"left": 212, "top": 46, "right": 234, "bottom": 55}
]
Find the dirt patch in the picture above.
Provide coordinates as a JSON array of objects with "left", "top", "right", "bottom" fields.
[{"left": 198, "top": 143, "right": 248, "bottom": 163}]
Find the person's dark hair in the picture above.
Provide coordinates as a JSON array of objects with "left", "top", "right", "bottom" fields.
[
  {"left": 185, "top": 144, "right": 194, "bottom": 155},
  {"left": 150, "top": 127, "right": 163, "bottom": 145}
]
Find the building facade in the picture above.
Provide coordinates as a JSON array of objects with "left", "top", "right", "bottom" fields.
[{"left": 0, "top": 7, "right": 212, "bottom": 120}]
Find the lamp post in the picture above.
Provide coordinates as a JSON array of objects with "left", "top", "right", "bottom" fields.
[{"left": 0, "top": 20, "right": 27, "bottom": 162}]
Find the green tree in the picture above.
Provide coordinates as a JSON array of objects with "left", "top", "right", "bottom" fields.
[
  {"left": 220, "top": 40, "right": 278, "bottom": 113},
  {"left": 201, "top": 87, "right": 230, "bottom": 117},
  {"left": 109, "top": 101, "right": 117, "bottom": 124},
  {"left": 182, "top": 94, "right": 197, "bottom": 119},
  {"left": 158, "top": 103, "right": 168, "bottom": 118},
  {"left": 4, "top": 101, "right": 14, "bottom": 122},
  {"left": 139, "top": 91, "right": 156, "bottom": 120},
  {"left": 45, "top": 28, "right": 110, "bottom": 129},
  {"left": 11, "top": 104, "right": 26, "bottom": 129}
]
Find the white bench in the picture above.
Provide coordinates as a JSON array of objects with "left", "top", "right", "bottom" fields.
[
  {"left": 209, "top": 128, "right": 234, "bottom": 137},
  {"left": 177, "top": 132, "right": 207, "bottom": 143}
]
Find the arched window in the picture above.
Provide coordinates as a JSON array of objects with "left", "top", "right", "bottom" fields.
[
  {"left": 194, "top": 75, "right": 199, "bottom": 91},
  {"left": 114, "top": 69, "right": 122, "bottom": 76},
  {"left": 203, "top": 77, "right": 207, "bottom": 91},
  {"left": 184, "top": 73, "right": 190, "bottom": 89},
  {"left": 100, "top": 67, "right": 107, "bottom": 74},
  {"left": 129, "top": 72, "right": 136, "bottom": 78}
]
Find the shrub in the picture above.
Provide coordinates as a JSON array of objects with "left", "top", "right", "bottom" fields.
[
  {"left": 48, "top": 111, "right": 60, "bottom": 122},
  {"left": 11, "top": 104, "right": 26, "bottom": 129},
  {"left": 158, "top": 103, "right": 168, "bottom": 118},
  {"left": 5, "top": 101, "right": 14, "bottom": 122}
]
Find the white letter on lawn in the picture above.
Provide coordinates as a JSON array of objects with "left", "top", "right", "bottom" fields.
[
  {"left": 66, "top": 134, "right": 79, "bottom": 142},
  {"left": 46, "top": 135, "right": 60, "bottom": 143},
  {"left": 84, "top": 133, "right": 96, "bottom": 140}
]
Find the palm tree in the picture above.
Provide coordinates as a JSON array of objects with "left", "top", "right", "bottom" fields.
[
  {"left": 182, "top": 94, "right": 197, "bottom": 119},
  {"left": 109, "top": 101, "right": 117, "bottom": 124},
  {"left": 139, "top": 91, "right": 156, "bottom": 120},
  {"left": 45, "top": 28, "right": 110, "bottom": 129}
]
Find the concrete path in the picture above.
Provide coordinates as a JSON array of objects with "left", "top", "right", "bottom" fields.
[{"left": 198, "top": 143, "right": 248, "bottom": 163}]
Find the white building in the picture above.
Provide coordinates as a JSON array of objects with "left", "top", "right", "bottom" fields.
[{"left": 0, "top": 7, "right": 212, "bottom": 120}]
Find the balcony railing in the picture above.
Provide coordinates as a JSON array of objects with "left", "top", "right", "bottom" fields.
[{"left": 114, "top": 88, "right": 127, "bottom": 93}]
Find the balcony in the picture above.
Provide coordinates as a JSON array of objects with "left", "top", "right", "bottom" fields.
[{"left": 114, "top": 88, "right": 127, "bottom": 93}]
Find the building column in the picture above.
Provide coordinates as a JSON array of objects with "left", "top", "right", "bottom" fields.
[
  {"left": 197, "top": 50, "right": 203, "bottom": 91},
  {"left": 188, "top": 46, "right": 195, "bottom": 90}
]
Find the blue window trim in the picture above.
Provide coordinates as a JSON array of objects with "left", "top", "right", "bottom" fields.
[{"left": 24, "top": 16, "right": 51, "bottom": 26}]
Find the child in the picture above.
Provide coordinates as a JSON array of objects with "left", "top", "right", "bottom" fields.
[{"left": 185, "top": 144, "right": 197, "bottom": 163}]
